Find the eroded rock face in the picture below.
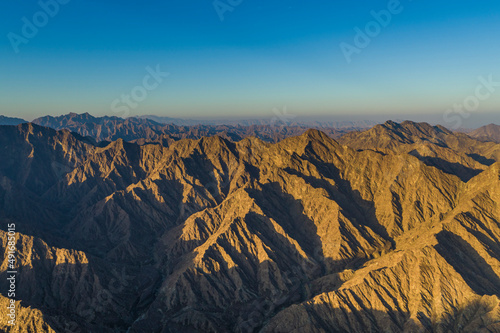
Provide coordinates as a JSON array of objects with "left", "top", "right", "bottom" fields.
[{"left": 0, "top": 122, "right": 499, "bottom": 332}]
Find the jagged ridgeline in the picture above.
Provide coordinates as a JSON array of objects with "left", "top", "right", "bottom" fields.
[
  {"left": 0, "top": 121, "right": 499, "bottom": 332},
  {"left": 29, "top": 112, "right": 366, "bottom": 144}
]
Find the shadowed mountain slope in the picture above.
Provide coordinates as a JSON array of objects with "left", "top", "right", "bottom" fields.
[{"left": 0, "top": 123, "right": 499, "bottom": 332}]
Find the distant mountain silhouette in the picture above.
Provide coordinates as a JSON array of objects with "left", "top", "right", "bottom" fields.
[
  {"left": 30, "top": 112, "right": 365, "bottom": 143},
  {"left": 139, "top": 114, "right": 378, "bottom": 128},
  {"left": 0, "top": 115, "right": 26, "bottom": 126}
]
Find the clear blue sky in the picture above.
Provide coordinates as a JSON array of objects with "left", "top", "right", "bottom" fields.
[{"left": 1, "top": 0, "right": 499, "bottom": 126}]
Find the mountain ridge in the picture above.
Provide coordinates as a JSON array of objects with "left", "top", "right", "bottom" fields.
[
  {"left": 0, "top": 121, "right": 500, "bottom": 332},
  {"left": 469, "top": 123, "right": 500, "bottom": 143},
  {"left": 0, "top": 115, "right": 26, "bottom": 126}
]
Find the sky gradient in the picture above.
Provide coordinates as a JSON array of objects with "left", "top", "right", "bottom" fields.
[{"left": 1, "top": 0, "right": 499, "bottom": 127}]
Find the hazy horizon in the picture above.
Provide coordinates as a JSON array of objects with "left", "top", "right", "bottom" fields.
[
  {"left": 2, "top": 110, "right": 495, "bottom": 130},
  {"left": 1, "top": 1, "right": 500, "bottom": 129}
]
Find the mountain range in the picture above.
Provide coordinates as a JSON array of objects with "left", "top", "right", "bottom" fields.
[
  {"left": 4, "top": 113, "right": 500, "bottom": 145},
  {"left": 0, "top": 118, "right": 500, "bottom": 332},
  {"left": 138, "top": 115, "right": 378, "bottom": 129},
  {"left": 30, "top": 112, "right": 367, "bottom": 144}
]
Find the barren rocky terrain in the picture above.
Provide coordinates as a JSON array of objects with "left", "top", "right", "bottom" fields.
[{"left": 0, "top": 120, "right": 500, "bottom": 332}]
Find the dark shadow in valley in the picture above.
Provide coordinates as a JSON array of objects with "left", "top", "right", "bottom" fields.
[
  {"left": 245, "top": 182, "right": 375, "bottom": 276},
  {"left": 467, "top": 153, "right": 496, "bottom": 166},
  {"left": 181, "top": 144, "right": 238, "bottom": 205},
  {"left": 246, "top": 183, "right": 326, "bottom": 272},
  {"left": 0, "top": 175, "right": 188, "bottom": 266},
  {"left": 0, "top": 256, "right": 162, "bottom": 333},
  {"left": 283, "top": 166, "right": 393, "bottom": 248},
  {"left": 409, "top": 150, "right": 483, "bottom": 182},
  {"left": 284, "top": 153, "right": 395, "bottom": 252},
  {"left": 457, "top": 212, "right": 500, "bottom": 263},
  {"left": 282, "top": 298, "right": 500, "bottom": 333},
  {"left": 291, "top": 304, "right": 414, "bottom": 333},
  {"left": 435, "top": 230, "right": 500, "bottom": 295}
]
